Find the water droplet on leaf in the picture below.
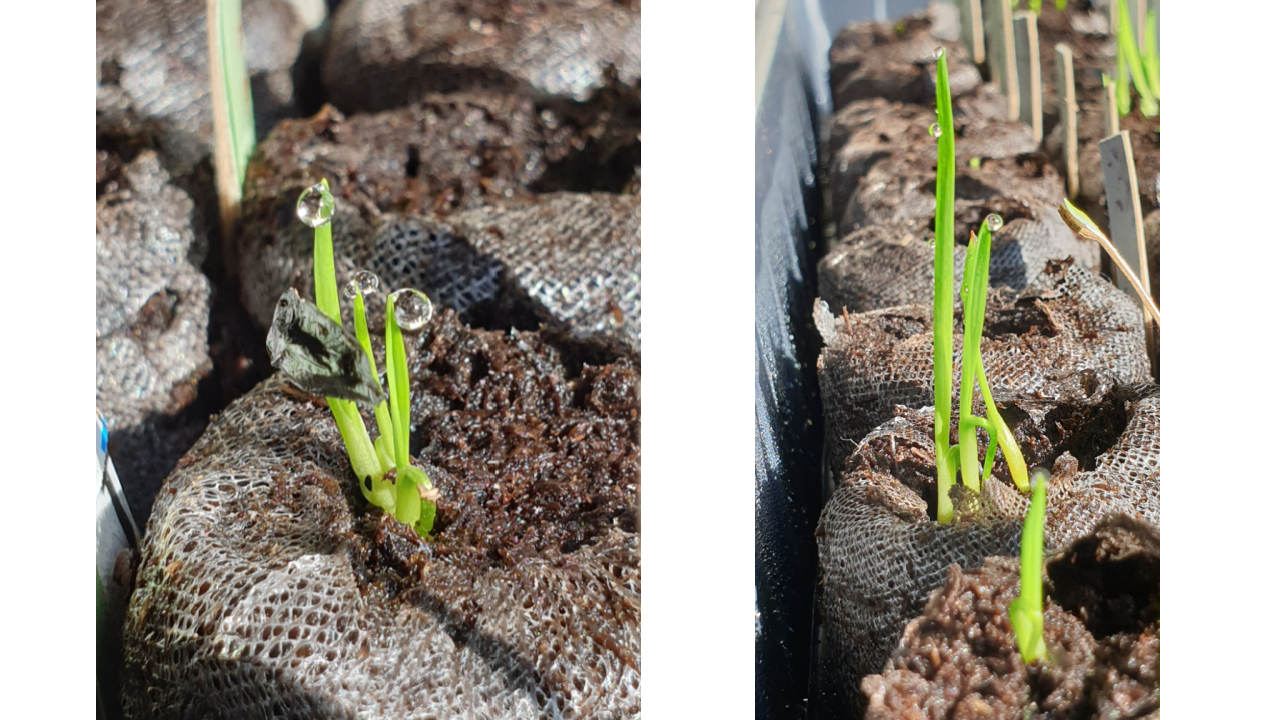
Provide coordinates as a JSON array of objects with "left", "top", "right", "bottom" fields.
[
  {"left": 343, "top": 270, "right": 381, "bottom": 300},
  {"left": 296, "top": 183, "right": 335, "bottom": 228},
  {"left": 985, "top": 214, "right": 1004, "bottom": 232},
  {"left": 933, "top": 47, "right": 944, "bottom": 60},
  {"left": 389, "top": 289, "right": 433, "bottom": 332},
  {"left": 929, "top": 123, "right": 943, "bottom": 139}
]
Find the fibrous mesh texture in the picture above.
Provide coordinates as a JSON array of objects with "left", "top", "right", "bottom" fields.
[
  {"left": 827, "top": 3, "right": 979, "bottom": 110},
  {"left": 830, "top": 91, "right": 1078, "bottom": 245},
  {"left": 235, "top": 99, "right": 640, "bottom": 356},
  {"left": 815, "top": 258, "right": 1152, "bottom": 475},
  {"left": 861, "top": 532, "right": 1159, "bottom": 720},
  {"left": 818, "top": 215, "right": 1100, "bottom": 316},
  {"left": 97, "top": 0, "right": 323, "bottom": 175},
  {"left": 448, "top": 194, "right": 640, "bottom": 355},
  {"left": 322, "top": 0, "right": 640, "bottom": 113},
  {"left": 97, "top": 150, "right": 212, "bottom": 518},
  {"left": 239, "top": 188, "right": 639, "bottom": 357},
  {"left": 123, "top": 312, "right": 640, "bottom": 720},
  {"left": 816, "top": 388, "right": 1159, "bottom": 716}
]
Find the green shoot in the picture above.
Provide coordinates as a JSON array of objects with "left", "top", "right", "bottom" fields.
[
  {"left": 932, "top": 51, "right": 1032, "bottom": 523},
  {"left": 968, "top": 157, "right": 982, "bottom": 169},
  {"left": 933, "top": 48, "right": 959, "bottom": 523},
  {"left": 1115, "top": 0, "right": 1158, "bottom": 117},
  {"left": 1142, "top": 10, "right": 1160, "bottom": 99},
  {"left": 1115, "top": 38, "right": 1131, "bottom": 116},
  {"left": 1008, "top": 468, "right": 1049, "bottom": 664},
  {"left": 306, "top": 180, "right": 384, "bottom": 495},
  {"left": 957, "top": 222, "right": 1029, "bottom": 494},
  {"left": 1058, "top": 199, "right": 1162, "bottom": 325},
  {"left": 1011, "top": 0, "right": 1066, "bottom": 12},
  {"left": 206, "top": 0, "right": 257, "bottom": 239},
  {"left": 385, "top": 289, "right": 438, "bottom": 532},
  {"left": 295, "top": 181, "right": 437, "bottom": 536},
  {"left": 349, "top": 274, "right": 397, "bottom": 470}
]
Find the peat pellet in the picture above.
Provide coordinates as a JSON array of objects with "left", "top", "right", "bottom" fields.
[
  {"left": 123, "top": 311, "right": 640, "bottom": 719},
  {"left": 322, "top": 0, "right": 640, "bottom": 113},
  {"left": 97, "top": 0, "right": 326, "bottom": 175},
  {"left": 828, "top": 2, "right": 981, "bottom": 110},
  {"left": 817, "top": 389, "right": 1158, "bottom": 717},
  {"left": 235, "top": 101, "right": 640, "bottom": 356},
  {"left": 863, "top": 515, "right": 1159, "bottom": 718},
  {"left": 815, "top": 259, "right": 1151, "bottom": 473},
  {"left": 818, "top": 214, "right": 1099, "bottom": 317},
  {"left": 97, "top": 150, "right": 212, "bottom": 524},
  {"left": 829, "top": 90, "right": 1062, "bottom": 242}
]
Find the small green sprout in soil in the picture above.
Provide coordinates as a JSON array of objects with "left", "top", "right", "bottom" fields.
[
  {"left": 1009, "top": 467, "right": 1049, "bottom": 664},
  {"left": 275, "top": 179, "right": 438, "bottom": 537},
  {"left": 933, "top": 49, "right": 1030, "bottom": 524}
]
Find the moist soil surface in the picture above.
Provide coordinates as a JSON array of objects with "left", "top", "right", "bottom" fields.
[
  {"left": 335, "top": 309, "right": 639, "bottom": 600},
  {"left": 863, "top": 516, "right": 1159, "bottom": 720}
]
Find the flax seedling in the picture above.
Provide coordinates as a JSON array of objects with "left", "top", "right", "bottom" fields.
[
  {"left": 272, "top": 180, "right": 438, "bottom": 537},
  {"left": 933, "top": 50, "right": 1030, "bottom": 523},
  {"left": 1008, "top": 467, "right": 1049, "bottom": 663}
]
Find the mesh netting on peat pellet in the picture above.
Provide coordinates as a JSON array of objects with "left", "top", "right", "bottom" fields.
[
  {"left": 815, "top": 257, "right": 1152, "bottom": 477},
  {"left": 122, "top": 313, "right": 640, "bottom": 720},
  {"left": 818, "top": 214, "right": 1100, "bottom": 318},
  {"left": 814, "top": 388, "right": 1159, "bottom": 716},
  {"left": 861, "top": 512, "right": 1159, "bottom": 719}
]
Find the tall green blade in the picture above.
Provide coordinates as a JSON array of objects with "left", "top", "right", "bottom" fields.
[
  {"left": 1142, "top": 9, "right": 1160, "bottom": 101},
  {"left": 207, "top": 0, "right": 257, "bottom": 237},
  {"left": 212, "top": 0, "right": 256, "bottom": 185},
  {"left": 934, "top": 49, "right": 958, "bottom": 523}
]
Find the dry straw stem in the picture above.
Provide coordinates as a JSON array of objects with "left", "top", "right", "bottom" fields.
[{"left": 1058, "top": 199, "right": 1161, "bottom": 326}]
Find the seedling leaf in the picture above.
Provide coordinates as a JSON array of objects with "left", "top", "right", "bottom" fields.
[
  {"left": 1009, "top": 468, "right": 1049, "bottom": 663},
  {"left": 934, "top": 49, "right": 960, "bottom": 523}
]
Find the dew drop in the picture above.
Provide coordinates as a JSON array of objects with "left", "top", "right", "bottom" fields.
[
  {"left": 389, "top": 289, "right": 433, "bottom": 332},
  {"left": 296, "top": 183, "right": 335, "bottom": 228},
  {"left": 343, "top": 270, "right": 380, "bottom": 300},
  {"left": 985, "top": 214, "right": 1004, "bottom": 232},
  {"left": 933, "top": 47, "right": 944, "bottom": 60},
  {"left": 929, "top": 123, "right": 943, "bottom": 139}
]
